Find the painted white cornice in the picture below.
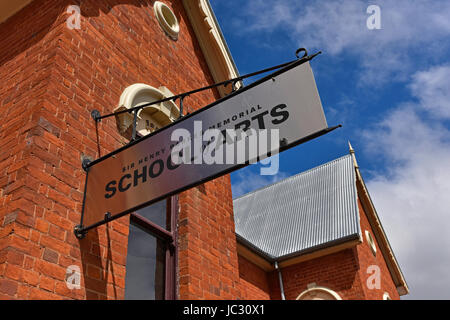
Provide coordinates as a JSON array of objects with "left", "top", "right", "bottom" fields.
[
  {"left": 183, "top": 0, "right": 239, "bottom": 97},
  {"left": 351, "top": 148, "right": 409, "bottom": 296}
]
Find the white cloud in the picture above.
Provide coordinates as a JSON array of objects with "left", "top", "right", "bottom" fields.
[
  {"left": 364, "top": 64, "right": 450, "bottom": 299},
  {"left": 218, "top": 0, "right": 450, "bottom": 298},
  {"left": 410, "top": 65, "right": 450, "bottom": 119},
  {"left": 231, "top": 0, "right": 450, "bottom": 84}
]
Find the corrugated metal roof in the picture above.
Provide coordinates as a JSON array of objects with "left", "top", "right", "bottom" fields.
[{"left": 233, "top": 155, "right": 361, "bottom": 260}]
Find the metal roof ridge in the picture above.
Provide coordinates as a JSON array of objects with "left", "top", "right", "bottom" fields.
[{"left": 233, "top": 154, "right": 353, "bottom": 201}]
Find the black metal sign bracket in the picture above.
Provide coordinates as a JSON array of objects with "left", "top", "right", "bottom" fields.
[{"left": 74, "top": 48, "right": 328, "bottom": 240}]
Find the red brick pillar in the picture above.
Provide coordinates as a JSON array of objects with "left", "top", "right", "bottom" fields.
[
  {"left": 1, "top": 0, "right": 241, "bottom": 300},
  {"left": 178, "top": 177, "right": 241, "bottom": 299}
]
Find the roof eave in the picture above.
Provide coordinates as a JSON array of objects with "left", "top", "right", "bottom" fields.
[{"left": 236, "top": 232, "right": 362, "bottom": 270}]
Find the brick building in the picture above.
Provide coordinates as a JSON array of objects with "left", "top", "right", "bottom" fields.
[
  {"left": 235, "top": 148, "right": 408, "bottom": 300},
  {"left": 0, "top": 0, "right": 407, "bottom": 300}
]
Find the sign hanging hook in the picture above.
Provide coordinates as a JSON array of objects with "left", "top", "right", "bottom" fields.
[{"left": 295, "top": 48, "right": 308, "bottom": 59}]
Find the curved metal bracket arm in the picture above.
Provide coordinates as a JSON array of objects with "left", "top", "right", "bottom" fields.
[{"left": 93, "top": 47, "right": 321, "bottom": 122}]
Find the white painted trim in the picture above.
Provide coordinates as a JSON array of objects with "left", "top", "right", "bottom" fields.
[
  {"left": 182, "top": 0, "right": 239, "bottom": 97},
  {"left": 153, "top": 1, "right": 180, "bottom": 40},
  {"left": 114, "top": 83, "right": 179, "bottom": 134},
  {"left": 365, "top": 230, "right": 377, "bottom": 256},
  {"left": 296, "top": 285, "right": 342, "bottom": 300},
  {"left": 351, "top": 147, "right": 409, "bottom": 295}
]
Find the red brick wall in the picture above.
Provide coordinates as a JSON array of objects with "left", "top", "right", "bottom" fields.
[
  {"left": 236, "top": 195, "right": 401, "bottom": 300},
  {"left": 355, "top": 198, "right": 400, "bottom": 300},
  {"left": 178, "top": 178, "right": 241, "bottom": 299},
  {"left": 238, "top": 255, "right": 270, "bottom": 300},
  {"left": 0, "top": 0, "right": 240, "bottom": 300},
  {"left": 0, "top": 0, "right": 76, "bottom": 300},
  {"left": 268, "top": 248, "right": 366, "bottom": 300}
]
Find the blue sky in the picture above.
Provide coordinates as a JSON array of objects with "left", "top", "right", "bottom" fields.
[{"left": 210, "top": 0, "right": 450, "bottom": 299}]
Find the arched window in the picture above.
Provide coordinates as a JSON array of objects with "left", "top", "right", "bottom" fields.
[
  {"left": 296, "top": 285, "right": 342, "bottom": 300},
  {"left": 365, "top": 230, "right": 377, "bottom": 257},
  {"left": 114, "top": 84, "right": 180, "bottom": 139}
]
